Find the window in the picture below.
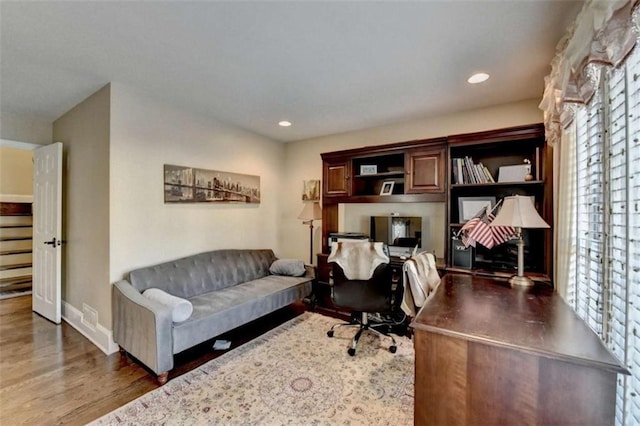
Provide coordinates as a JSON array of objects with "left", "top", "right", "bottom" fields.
[{"left": 566, "top": 46, "right": 640, "bottom": 425}]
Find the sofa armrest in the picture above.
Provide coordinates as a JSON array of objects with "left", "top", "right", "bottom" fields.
[
  {"left": 304, "top": 264, "right": 316, "bottom": 280},
  {"left": 112, "top": 280, "right": 174, "bottom": 375}
]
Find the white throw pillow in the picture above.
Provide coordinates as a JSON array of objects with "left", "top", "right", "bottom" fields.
[{"left": 143, "top": 288, "right": 193, "bottom": 323}]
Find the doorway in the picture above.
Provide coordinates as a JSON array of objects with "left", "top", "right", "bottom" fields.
[{"left": 0, "top": 141, "right": 35, "bottom": 299}]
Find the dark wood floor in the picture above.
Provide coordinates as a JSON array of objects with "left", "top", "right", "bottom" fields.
[{"left": 0, "top": 295, "right": 308, "bottom": 425}]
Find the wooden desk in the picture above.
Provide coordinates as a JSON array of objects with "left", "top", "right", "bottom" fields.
[{"left": 411, "top": 274, "right": 628, "bottom": 426}]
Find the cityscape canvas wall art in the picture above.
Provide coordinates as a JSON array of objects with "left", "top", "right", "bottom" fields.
[{"left": 164, "top": 164, "right": 260, "bottom": 204}]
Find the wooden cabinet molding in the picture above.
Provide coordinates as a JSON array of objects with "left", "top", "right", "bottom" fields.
[{"left": 447, "top": 123, "right": 545, "bottom": 146}]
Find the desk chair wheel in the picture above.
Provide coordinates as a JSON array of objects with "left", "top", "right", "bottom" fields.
[
  {"left": 348, "top": 348, "right": 356, "bottom": 356},
  {"left": 327, "top": 330, "right": 334, "bottom": 337},
  {"left": 389, "top": 345, "right": 397, "bottom": 353}
]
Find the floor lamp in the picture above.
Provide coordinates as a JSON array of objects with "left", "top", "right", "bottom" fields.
[
  {"left": 490, "top": 195, "right": 549, "bottom": 287},
  {"left": 298, "top": 202, "right": 322, "bottom": 264}
]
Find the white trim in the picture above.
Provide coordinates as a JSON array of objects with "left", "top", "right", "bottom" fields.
[
  {"left": 62, "top": 301, "right": 119, "bottom": 355},
  {"left": 0, "top": 194, "right": 33, "bottom": 203},
  {"left": 0, "top": 138, "right": 41, "bottom": 150}
]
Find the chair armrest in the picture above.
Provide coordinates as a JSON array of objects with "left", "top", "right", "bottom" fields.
[{"left": 112, "top": 280, "right": 174, "bottom": 375}]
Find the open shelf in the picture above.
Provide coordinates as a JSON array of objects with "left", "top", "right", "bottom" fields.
[{"left": 351, "top": 152, "right": 406, "bottom": 197}]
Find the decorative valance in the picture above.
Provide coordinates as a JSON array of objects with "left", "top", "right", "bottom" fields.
[{"left": 539, "top": 0, "right": 640, "bottom": 145}]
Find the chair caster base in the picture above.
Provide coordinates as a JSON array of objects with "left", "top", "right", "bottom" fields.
[
  {"left": 348, "top": 348, "right": 356, "bottom": 356},
  {"left": 389, "top": 345, "right": 397, "bottom": 353},
  {"left": 327, "top": 330, "right": 334, "bottom": 337}
]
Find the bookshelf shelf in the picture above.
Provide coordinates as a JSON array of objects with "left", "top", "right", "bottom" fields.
[
  {"left": 353, "top": 171, "right": 405, "bottom": 178},
  {"left": 450, "top": 180, "right": 544, "bottom": 189}
]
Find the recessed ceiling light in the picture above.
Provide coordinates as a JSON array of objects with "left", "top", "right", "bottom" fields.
[
  {"left": 278, "top": 120, "right": 292, "bottom": 127},
  {"left": 467, "top": 73, "right": 490, "bottom": 84}
]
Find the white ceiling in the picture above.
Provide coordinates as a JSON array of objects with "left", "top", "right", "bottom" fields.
[{"left": 0, "top": 1, "right": 583, "bottom": 143}]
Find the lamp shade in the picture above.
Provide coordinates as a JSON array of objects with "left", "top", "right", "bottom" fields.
[
  {"left": 298, "top": 202, "right": 322, "bottom": 221},
  {"left": 490, "top": 195, "right": 549, "bottom": 229}
]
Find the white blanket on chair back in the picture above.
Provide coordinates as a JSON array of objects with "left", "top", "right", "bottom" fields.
[
  {"left": 401, "top": 252, "right": 441, "bottom": 317},
  {"left": 328, "top": 241, "right": 389, "bottom": 280}
]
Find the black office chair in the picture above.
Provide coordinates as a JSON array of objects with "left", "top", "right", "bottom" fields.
[{"left": 326, "top": 260, "right": 403, "bottom": 356}]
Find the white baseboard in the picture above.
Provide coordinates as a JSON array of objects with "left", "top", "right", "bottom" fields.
[{"left": 62, "top": 301, "right": 119, "bottom": 355}]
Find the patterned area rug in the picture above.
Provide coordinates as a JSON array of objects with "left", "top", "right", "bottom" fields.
[{"left": 92, "top": 312, "right": 414, "bottom": 425}]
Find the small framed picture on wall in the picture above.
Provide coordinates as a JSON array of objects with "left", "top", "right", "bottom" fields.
[{"left": 302, "top": 180, "right": 320, "bottom": 201}]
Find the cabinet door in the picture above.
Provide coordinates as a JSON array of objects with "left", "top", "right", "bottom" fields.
[
  {"left": 323, "top": 160, "right": 351, "bottom": 197},
  {"left": 405, "top": 146, "right": 446, "bottom": 193}
]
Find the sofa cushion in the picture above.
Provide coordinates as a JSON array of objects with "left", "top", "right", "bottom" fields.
[
  {"left": 128, "top": 249, "right": 277, "bottom": 299},
  {"left": 172, "top": 275, "right": 312, "bottom": 353},
  {"left": 269, "top": 259, "right": 306, "bottom": 276}
]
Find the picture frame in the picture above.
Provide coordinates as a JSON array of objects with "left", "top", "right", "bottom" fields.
[
  {"left": 360, "top": 164, "right": 378, "bottom": 175},
  {"left": 302, "top": 179, "right": 320, "bottom": 201},
  {"left": 380, "top": 181, "right": 395, "bottom": 196},
  {"left": 164, "top": 164, "right": 260, "bottom": 204},
  {"left": 497, "top": 164, "right": 531, "bottom": 182},
  {"left": 458, "top": 196, "right": 496, "bottom": 223}
]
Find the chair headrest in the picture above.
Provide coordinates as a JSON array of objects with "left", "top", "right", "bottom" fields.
[{"left": 328, "top": 241, "right": 389, "bottom": 280}]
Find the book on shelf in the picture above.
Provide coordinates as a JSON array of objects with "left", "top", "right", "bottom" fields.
[
  {"left": 478, "top": 162, "right": 495, "bottom": 183},
  {"left": 463, "top": 157, "right": 476, "bottom": 183},
  {"left": 452, "top": 157, "right": 495, "bottom": 184},
  {"left": 452, "top": 159, "right": 460, "bottom": 184}
]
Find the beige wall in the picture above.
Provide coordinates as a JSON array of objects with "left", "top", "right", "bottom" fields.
[
  {"left": 52, "top": 84, "right": 111, "bottom": 330},
  {"left": 1, "top": 112, "right": 53, "bottom": 145},
  {"left": 0, "top": 147, "right": 33, "bottom": 196},
  {"left": 280, "top": 99, "right": 543, "bottom": 263},
  {"left": 108, "top": 83, "right": 286, "bottom": 284},
  {"left": 50, "top": 82, "right": 287, "bottom": 342},
  {"left": 47, "top": 81, "right": 543, "bottom": 340}
]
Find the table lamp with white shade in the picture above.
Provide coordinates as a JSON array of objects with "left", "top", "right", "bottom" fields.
[{"left": 490, "top": 195, "right": 549, "bottom": 287}]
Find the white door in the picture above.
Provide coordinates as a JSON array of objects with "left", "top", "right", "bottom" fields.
[{"left": 32, "top": 142, "right": 62, "bottom": 324}]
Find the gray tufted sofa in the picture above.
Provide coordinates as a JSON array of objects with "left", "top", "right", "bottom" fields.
[{"left": 113, "top": 249, "right": 313, "bottom": 384}]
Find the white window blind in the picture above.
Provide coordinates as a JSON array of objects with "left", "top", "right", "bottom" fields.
[
  {"left": 575, "top": 86, "right": 605, "bottom": 336},
  {"left": 622, "top": 45, "right": 640, "bottom": 425},
  {"left": 571, "top": 45, "right": 640, "bottom": 425}
]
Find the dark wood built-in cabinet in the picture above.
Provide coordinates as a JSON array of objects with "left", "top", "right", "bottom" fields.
[
  {"left": 447, "top": 124, "right": 552, "bottom": 282},
  {"left": 322, "top": 138, "right": 447, "bottom": 201},
  {"left": 319, "top": 124, "right": 553, "bottom": 282},
  {"left": 321, "top": 137, "right": 447, "bottom": 252}
]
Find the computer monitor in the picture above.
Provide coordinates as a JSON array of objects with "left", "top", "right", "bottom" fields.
[{"left": 370, "top": 216, "right": 422, "bottom": 258}]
